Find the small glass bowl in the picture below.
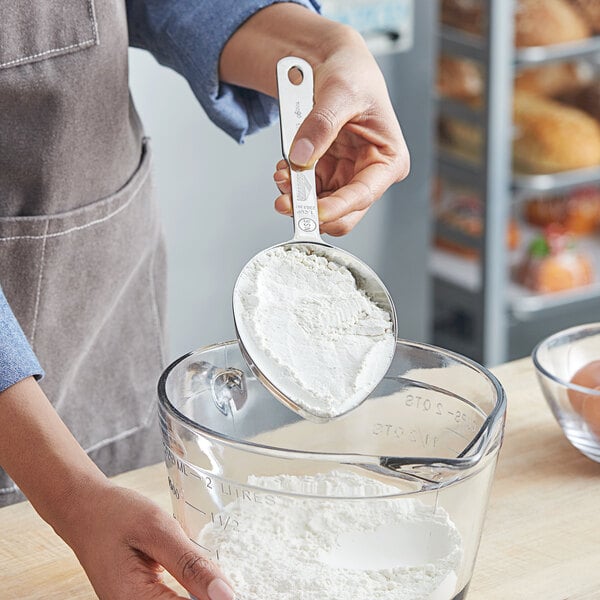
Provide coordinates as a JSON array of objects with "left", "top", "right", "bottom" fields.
[{"left": 532, "top": 323, "right": 600, "bottom": 463}]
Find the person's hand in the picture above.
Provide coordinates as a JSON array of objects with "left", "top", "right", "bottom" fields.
[
  {"left": 60, "top": 481, "right": 234, "bottom": 600},
  {"left": 272, "top": 28, "right": 410, "bottom": 236},
  {"left": 0, "top": 379, "right": 233, "bottom": 600},
  {"left": 219, "top": 4, "right": 410, "bottom": 237}
]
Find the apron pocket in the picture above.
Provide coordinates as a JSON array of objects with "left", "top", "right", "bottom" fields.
[
  {"left": 0, "top": 0, "right": 98, "bottom": 70},
  {"left": 0, "top": 139, "right": 167, "bottom": 455}
]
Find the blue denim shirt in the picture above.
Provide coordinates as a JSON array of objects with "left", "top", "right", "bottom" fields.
[
  {"left": 0, "top": 0, "right": 319, "bottom": 393},
  {"left": 127, "top": 0, "right": 320, "bottom": 142}
]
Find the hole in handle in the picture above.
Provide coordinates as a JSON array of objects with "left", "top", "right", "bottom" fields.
[{"left": 288, "top": 66, "right": 304, "bottom": 85}]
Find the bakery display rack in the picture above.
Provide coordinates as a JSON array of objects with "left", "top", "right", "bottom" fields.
[
  {"left": 441, "top": 24, "right": 600, "bottom": 66},
  {"left": 432, "top": 0, "right": 600, "bottom": 365}
]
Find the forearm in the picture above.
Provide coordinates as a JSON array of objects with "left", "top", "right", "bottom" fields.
[
  {"left": 0, "top": 377, "right": 106, "bottom": 538},
  {"left": 220, "top": 2, "right": 361, "bottom": 97}
]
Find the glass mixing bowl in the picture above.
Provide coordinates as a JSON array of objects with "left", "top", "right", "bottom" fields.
[
  {"left": 533, "top": 322, "right": 600, "bottom": 463},
  {"left": 158, "top": 340, "right": 506, "bottom": 600}
]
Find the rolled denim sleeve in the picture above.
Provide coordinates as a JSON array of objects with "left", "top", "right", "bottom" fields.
[
  {"left": 0, "top": 288, "right": 43, "bottom": 393},
  {"left": 127, "top": 0, "right": 321, "bottom": 142}
]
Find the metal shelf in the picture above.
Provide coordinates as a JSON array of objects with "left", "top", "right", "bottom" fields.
[
  {"left": 435, "top": 4, "right": 600, "bottom": 364},
  {"left": 509, "top": 282, "right": 600, "bottom": 321},
  {"left": 430, "top": 248, "right": 480, "bottom": 292},
  {"left": 437, "top": 97, "right": 483, "bottom": 126},
  {"left": 515, "top": 36, "right": 600, "bottom": 67},
  {"left": 439, "top": 146, "right": 600, "bottom": 195},
  {"left": 437, "top": 147, "right": 484, "bottom": 188},
  {"left": 435, "top": 221, "right": 482, "bottom": 252},
  {"left": 431, "top": 233, "right": 600, "bottom": 323},
  {"left": 439, "top": 26, "right": 486, "bottom": 62},
  {"left": 512, "top": 167, "right": 600, "bottom": 193},
  {"left": 440, "top": 26, "right": 600, "bottom": 67}
]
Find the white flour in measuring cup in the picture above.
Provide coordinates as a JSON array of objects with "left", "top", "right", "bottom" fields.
[
  {"left": 235, "top": 246, "right": 395, "bottom": 418},
  {"left": 199, "top": 471, "right": 462, "bottom": 600}
]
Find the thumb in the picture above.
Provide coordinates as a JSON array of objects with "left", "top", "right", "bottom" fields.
[
  {"left": 149, "top": 522, "right": 235, "bottom": 600},
  {"left": 288, "top": 85, "right": 353, "bottom": 168}
]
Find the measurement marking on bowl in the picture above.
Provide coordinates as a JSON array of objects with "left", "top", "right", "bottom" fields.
[
  {"left": 190, "top": 538, "right": 220, "bottom": 561},
  {"left": 185, "top": 500, "right": 206, "bottom": 515}
]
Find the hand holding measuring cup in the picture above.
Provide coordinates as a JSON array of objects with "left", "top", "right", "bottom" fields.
[
  {"left": 233, "top": 57, "right": 398, "bottom": 422},
  {"left": 272, "top": 33, "right": 410, "bottom": 235}
]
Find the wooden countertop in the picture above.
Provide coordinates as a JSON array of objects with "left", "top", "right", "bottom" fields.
[{"left": 1, "top": 358, "right": 599, "bottom": 599}]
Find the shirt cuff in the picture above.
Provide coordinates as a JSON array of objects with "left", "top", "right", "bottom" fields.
[
  {"left": 0, "top": 289, "right": 44, "bottom": 394},
  {"left": 127, "top": 0, "right": 321, "bottom": 142}
]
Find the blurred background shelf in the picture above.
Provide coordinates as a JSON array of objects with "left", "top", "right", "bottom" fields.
[
  {"left": 437, "top": 97, "right": 483, "bottom": 125},
  {"left": 440, "top": 26, "right": 600, "bottom": 66},
  {"left": 431, "top": 239, "right": 600, "bottom": 322},
  {"left": 515, "top": 35, "right": 600, "bottom": 66},
  {"left": 433, "top": 0, "right": 600, "bottom": 364},
  {"left": 513, "top": 167, "right": 600, "bottom": 193},
  {"left": 439, "top": 25, "right": 486, "bottom": 61}
]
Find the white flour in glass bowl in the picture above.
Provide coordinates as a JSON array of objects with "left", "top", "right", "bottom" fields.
[{"left": 199, "top": 471, "right": 463, "bottom": 600}]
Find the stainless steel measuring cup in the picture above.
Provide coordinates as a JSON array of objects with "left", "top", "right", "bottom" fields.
[
  {"left": 232, "top": 56, "right": 397, "bottom": 422},
  {"left": 158, "top": 339, "right": 506, "bottom": 600}
]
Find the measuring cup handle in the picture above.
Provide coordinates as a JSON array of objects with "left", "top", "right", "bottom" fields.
[{"left": 276, "top": 57, "right": 323, "bottom": 244}]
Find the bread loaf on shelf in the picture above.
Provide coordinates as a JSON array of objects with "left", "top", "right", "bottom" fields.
[
  {"left": 437, "top": 55, "right": 483, "bottom": 105},
  {"left": 438, "top": 117, "right": 482, "bottom": 162},
  {"left": 441, "top": 0, "right": 592, "bottom": 46},
  {"left": 438, "top": 57, "right": 588, "bottom": 107},
  {"left": 556, "top": 81, "right": 600, "bottom": 124},
  {"left": 568, "top": 0, "right": 600, "bottom": 33},
  {"left": 513, "top": 91, "right": 600, "bottom": 173},
  {"left": 440, "top": 92, "right": 600, "bottom": 173},
  {"left": 514, "top": 62, "right": 587, "bottom": 98},
  {"left": 516, "top": 0, "right": 591, "bottom": 47}
]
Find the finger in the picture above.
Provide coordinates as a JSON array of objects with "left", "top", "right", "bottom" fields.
[
  {"left": 288, "top": 79, "right": 357, "bottom": 168},
  {"left": 273, "top": 169, "right": 291, "bottom": 195},
  {"left": 321, "top": 207, "right": 369, "bottom": 236},
  {"left": 274, "top": 194, "right": 292, "bottom": 215},
  {"left": 141, "top": 517, "right": 235, "bottom": 600},
  {"left": 317, "top": 163, "right": 396, "bottom": 224},
  {"left": 275, "top": 158, "right": 288, "bottom": 171}
]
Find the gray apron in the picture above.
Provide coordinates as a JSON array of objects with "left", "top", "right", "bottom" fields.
[{"left": 0, "top": 0, "right": 167, "bottom": 505}]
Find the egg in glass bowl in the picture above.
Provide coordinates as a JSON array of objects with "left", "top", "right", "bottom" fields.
[{"left": 533, "top": 323, "right": 600, "bottom": 463}]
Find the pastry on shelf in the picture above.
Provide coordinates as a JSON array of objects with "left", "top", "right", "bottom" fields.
[
  {"left": 438, "top": 116, "right": 482, "bottom": 163},
  {"left": 568, "top": 0, "right": 600, "bottom": 33},
  {"left": 513, "top": 91, "right": 600, "bottom": 173},
  {"left": 437, "top": 55, "right": 483, "bottom": 105},
  {"left": 435, "top": 193, "right": 521, "bottom": 259},
  {"left": 515, "top": 0, "right": 591, "bottom": 47},
  {"left": 524, "top": 187, "right": 600, "bottom": 235},
  {"left": 514, "top": 62, "right": 589, "bottom": 98},
  {"left": 437, "top": 57, "right": 587, "bottom": 105},
  {"left": 556, "top": 80, "right": 600, "bottom": 124},
  {"left": 515, "top": 225, "right": 594, "bottom": 293},
  {"left": 439, "top": 92, "right": 600, "bottom": 173},
  {"left": 441, "top": 0, "right": 591, "bottom": 46}
]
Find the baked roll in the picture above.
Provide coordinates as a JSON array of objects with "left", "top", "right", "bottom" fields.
[{"left": 513, "top": 91, "right": 600, "bottom": 173}]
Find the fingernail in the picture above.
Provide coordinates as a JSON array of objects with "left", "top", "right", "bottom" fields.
[
  {"left": 207, "top": 578, "right": 235, "bottom": 600},
  {"left": 274, "top": 178, "right": 287, "bottom": 185},
  {"left": 289, "top": 138, "right": 314, "bottom": 167}
]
